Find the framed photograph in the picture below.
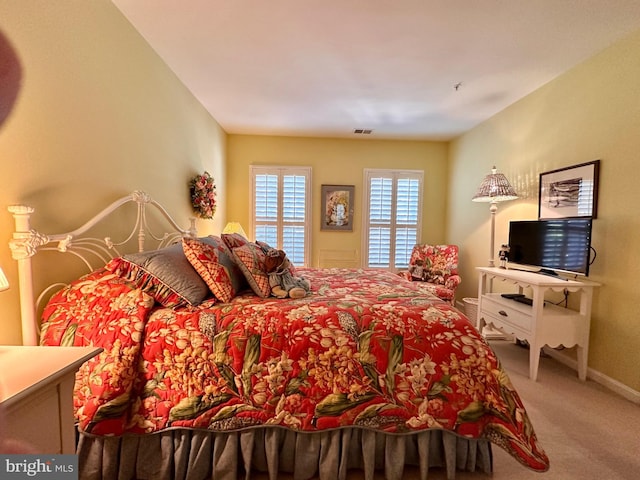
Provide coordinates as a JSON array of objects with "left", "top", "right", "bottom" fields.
[
  {"left": 321, "top": 184, "right": 355, "bottom": 231},
  {"left": 538, "top": 160, "right": 600, "bottom": 219}
]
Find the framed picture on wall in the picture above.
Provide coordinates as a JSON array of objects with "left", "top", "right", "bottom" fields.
[
  {"left": 321, "top": 184, "right": 355, "bottom": 231},
  {"left": 538, "top": 160, "right": 600, "bottom": 219}
]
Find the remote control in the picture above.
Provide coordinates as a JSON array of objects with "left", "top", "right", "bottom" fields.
[
  {"left": 501, "top": 293, "right": 525, "bottom": 299},
  {"left": 513, "top": 296, "right": 534, "bottom": 306}
]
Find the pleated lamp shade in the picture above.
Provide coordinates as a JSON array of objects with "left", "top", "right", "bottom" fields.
[{"left": 472, "top": 166, "right": 518, "bottom": 203}]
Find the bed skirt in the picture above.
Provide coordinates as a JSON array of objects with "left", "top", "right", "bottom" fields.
[{"left": 77, "top": 427, "right": 492, "bottom": 480}]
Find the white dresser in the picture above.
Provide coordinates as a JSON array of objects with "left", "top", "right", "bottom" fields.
[
  {"left": 476, "top": 267, "right": 600, "bottom": 382},
  {"left": 0, "top": 346, "right": 102, "bottom": 454}
]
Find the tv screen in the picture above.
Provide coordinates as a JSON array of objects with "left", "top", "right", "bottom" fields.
[{"left": 508, "top": 219, "right": 593, "bottom": 276}]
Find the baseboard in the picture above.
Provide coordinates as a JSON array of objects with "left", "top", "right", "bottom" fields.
[{"left": 542, "top": 347, "right": 640, "bottom": 405}]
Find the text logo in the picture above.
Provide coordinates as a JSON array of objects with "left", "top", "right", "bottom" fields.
[{"left": 0, "top": 455, "right": 77, "bottom": 479}]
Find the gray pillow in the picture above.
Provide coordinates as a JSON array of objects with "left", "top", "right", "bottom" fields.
[{"left": 106, "top": 242, "right": 209, "bottom": 307}]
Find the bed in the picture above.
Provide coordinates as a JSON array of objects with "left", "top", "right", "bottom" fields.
[{"left": 8, "top": 191, "right": 549, "bottom": 480}]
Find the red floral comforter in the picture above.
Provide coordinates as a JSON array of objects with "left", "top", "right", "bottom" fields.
[{"left": 40, "top": 267, "right": 548, "bottom": 471}]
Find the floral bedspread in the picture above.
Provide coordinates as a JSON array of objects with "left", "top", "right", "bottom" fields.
[{"left": 40, "top": 267, "right": 548, "bottom": 471}]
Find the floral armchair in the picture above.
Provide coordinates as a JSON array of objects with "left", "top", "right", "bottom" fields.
[{"left": 402, "top": 244, "right": 461, "bottom": 304}]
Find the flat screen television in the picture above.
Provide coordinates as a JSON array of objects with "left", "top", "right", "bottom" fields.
[{"left": 508, "top": 218, "right": 593, "bottom": 277}]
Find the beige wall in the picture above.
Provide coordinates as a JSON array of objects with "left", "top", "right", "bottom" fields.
[
  {"left": 227, "top": 135, "right": 449, "bottom": 267},
  {"left": 449, "top": 29, "right": 640, "bottom": 391},
  {"left": 0, "top": 1, "right": 227, "bottom": 344}
]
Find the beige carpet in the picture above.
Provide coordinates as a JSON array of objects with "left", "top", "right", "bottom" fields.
[{"left": 258, "top": 340, "right": 640, "bottom": 479}]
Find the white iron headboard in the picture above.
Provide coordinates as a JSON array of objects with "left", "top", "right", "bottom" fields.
[{"left": 8, "top": 191, "right": 197, "bottom": 346}]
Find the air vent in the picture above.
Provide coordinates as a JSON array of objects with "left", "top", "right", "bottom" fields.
[{"left": 353, "top": 129, "right": 373, "bottom": 134}]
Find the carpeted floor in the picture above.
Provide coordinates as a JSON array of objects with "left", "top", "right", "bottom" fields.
[
  {"left": 453, "top": 340, "right": 640, "bottom": 480},
  {"left": 259, "top": 339, "right": 640, "bottom": 479}
]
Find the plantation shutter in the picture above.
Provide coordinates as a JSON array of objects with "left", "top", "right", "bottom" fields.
[
  {"left": 394, "top": 177, "right": 420, "bottom": 269},
  {"left": 251, "top": 166, "right": 311, "bottom": 266},
  {"left": 254, "top": 173, "right": 278, "bottom": 246},
  {"left": 282, "top": 174, "right": 307, "bottom": 264},
  {"left": 368, "top": 177, "right": 393, "bottom": 267},
  {"left": 364, "top": 169, "right": 423, "bottom": 269}
]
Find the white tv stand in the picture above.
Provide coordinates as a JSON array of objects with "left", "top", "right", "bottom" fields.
[{"left": 476, "top": 267, "right": 600, "bottom": 382}]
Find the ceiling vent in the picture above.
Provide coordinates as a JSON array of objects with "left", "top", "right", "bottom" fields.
[{"left": 353, "top": 129, "right": 373, "bottom": 134}]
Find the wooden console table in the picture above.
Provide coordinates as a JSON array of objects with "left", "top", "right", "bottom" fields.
[{"left": 476, "top": 267, "right": 600, "bottom": 382}]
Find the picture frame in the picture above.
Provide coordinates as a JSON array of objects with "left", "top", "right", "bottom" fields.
[
  {"left": 538, "top": 160, "right": 600, "bottom": 219},
  {"left": 321, "top": 184, "right": 355, "bottom": 231}
]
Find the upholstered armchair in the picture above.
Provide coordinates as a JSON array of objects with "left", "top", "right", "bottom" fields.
[{"left": 402, "top": 244, "right": 461, "bottom": 304}]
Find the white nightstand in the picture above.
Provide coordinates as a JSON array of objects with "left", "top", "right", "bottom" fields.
[{"left": 0, "top": 346, "right": 102, "bottom": 454}]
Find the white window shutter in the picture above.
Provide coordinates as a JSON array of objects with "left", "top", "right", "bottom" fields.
[
  {"left": 363, "top": 169, "right": 423, "bottom": 270},
  {"left": 251, "top": 166, "right": 311, "bottom": 266},
  {"left": 282, "top": 174, "right": 307, "bottom": 264},
  {"left": 394, "top": 178, "right": 420, "bottom": 269}
]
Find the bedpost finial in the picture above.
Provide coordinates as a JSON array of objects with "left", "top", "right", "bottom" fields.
[
  {"left": 8, "top": 204, "right": 35, "bottom": 215},
  {"left": 8, "top": 204, "right": 35, "bottom": 232}
]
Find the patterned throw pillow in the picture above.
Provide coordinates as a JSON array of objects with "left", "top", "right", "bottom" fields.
[
  {"left": 231, "top": 242, "right": 271, "bottom": 297},
  {"left": 182, "top": 236, "right": 246, "bottom": 302},
  {"left": 105, "top": 243, "right": 209, "bottom": 307},
  {"left": 221, "top": 232, "right": 249, "bottom": 250}
]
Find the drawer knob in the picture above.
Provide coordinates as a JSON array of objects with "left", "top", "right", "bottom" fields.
[{"left": 498, "top": 310, "right": 508, "bottom": 317}]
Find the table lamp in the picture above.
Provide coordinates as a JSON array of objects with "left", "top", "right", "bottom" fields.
[{"left": 222, "top": 222, "right": 248, "bottom": 239}]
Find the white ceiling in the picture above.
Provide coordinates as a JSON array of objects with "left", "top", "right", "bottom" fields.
[{"left": 112, "top": 0, "right": 640, "bottom": 140}]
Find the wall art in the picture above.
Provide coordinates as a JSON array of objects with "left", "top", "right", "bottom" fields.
[
  {"left": 538, "top": 160, "right": 600, "bottom": 219},
  {"left": 321, "top": 184, "right": 354, "bottom": 231}
]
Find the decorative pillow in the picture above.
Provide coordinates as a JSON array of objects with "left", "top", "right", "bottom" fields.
[
  {"left": 182, "top": 236, "right": 247, "bottom": 302},
  {"left": 424, "top": 270, "right": 447, "bottom": 285},
  {"left": 221, "top": 232, "right": 249, "bottom": 250},
  {"left": 407, "top": 244, "right": 458, "bottom": 286},
  {"left": 105, "top": 243, "right": 209, "bottom": 307},
  {"left": 231, "top": 242, "right": 271, "bottom": 297}
]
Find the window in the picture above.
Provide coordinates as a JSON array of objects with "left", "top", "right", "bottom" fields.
[
  {"left": 250, "top": 166, "right": 311, "bottom": 266},
  {"left": 363, "top": 169, "right": 423, "bottom": 270}
]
